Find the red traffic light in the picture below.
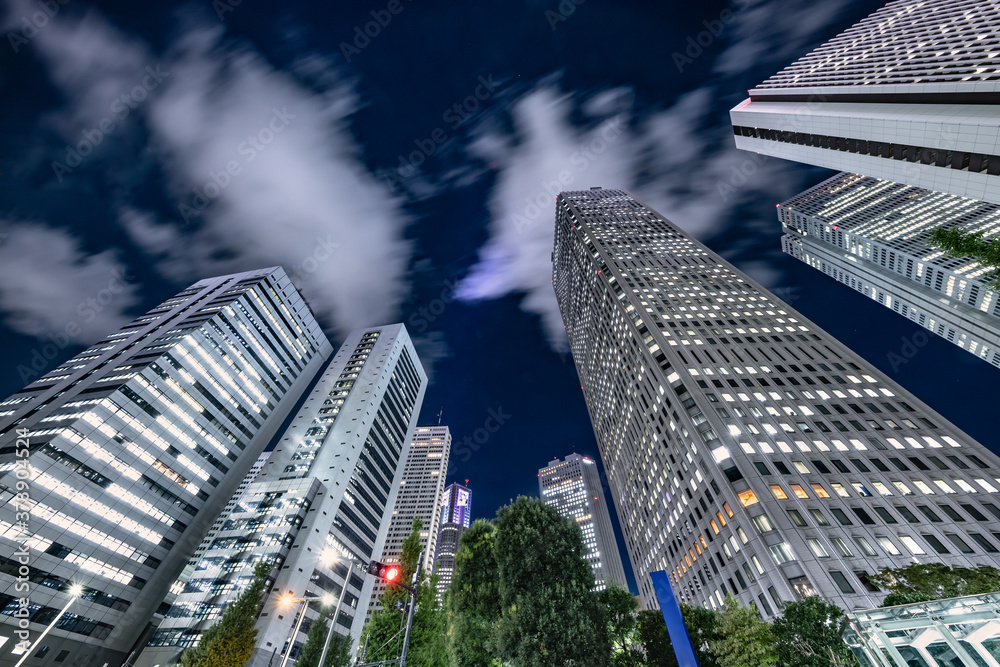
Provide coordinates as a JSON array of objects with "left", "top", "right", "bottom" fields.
[
  {"left": 385, "top": 567, "right": 399, "bottom": 582},
  {"left": 368, "top": 560, "right": 403, "bottom": 584}
]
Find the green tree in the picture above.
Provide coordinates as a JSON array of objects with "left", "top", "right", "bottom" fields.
[
  {"left": 680, "top": 603, "right": 721, "bottom": 667},
  {"left": 296, "top": 607, "right": 351, "bottom": 667},
  {"left": 772, "top": 597, "right": 858, "bottom": 667},
  {"left": 182, "top": 560, "right": 272, "bottom": 667},
  {"left": 708, "top": 595, "right": 777, "bottom": 667},
  {"left": 929, "top": 227, "right": 1000, "bottom": 288},
  {"left": 598, "top": 585, "right": 644, "bottom": 667},
  {"left": 489, "top": 497, "right": 610, "bottom": 666},
  {"left": 445, "top": 519, "right": 501, "bottom": 667},
  {"left": 880, "top": 591, "right": 937, "bottom": 607},
  {"left": 869, "top": 563, "right": 1000, "bottom": 602},
  {"left": 636, "top": 610, "right": 678, "bottom": 667},
  {"left": 359, "top": 518, "right": 446, "bottom": 666}
]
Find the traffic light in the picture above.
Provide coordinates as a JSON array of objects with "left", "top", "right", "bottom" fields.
[{"left": 367, "top": 560, "right": 401, "bottom": 584}]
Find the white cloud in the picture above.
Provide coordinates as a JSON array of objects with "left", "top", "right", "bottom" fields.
[
  {"left": 457, "top": 0, "right": 847, "bottom": 350},
  {"left": 0, "top": 221, "right": 140, "bottom": 342},
  {"left": 25, "top": 8, "right": 414, "bottom": 339}
]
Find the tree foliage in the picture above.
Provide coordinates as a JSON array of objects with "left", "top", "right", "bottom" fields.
[
  {"left": 359, "top": 517, "right": 446, "bottom": 666},
  {"left": 870, "top": 563, "right": 1000, "bottom": 602},
  {"left": 490, "top": 497, "right": 610, "bottom": 666},
  {"left": 635, "top": 610, "right": 678, "bottom": 667},
  {"left": 771, "top": 597, "right": 858, "bottom": 667},
  {"left": 680, "top": 603, "right": 721, "bottom": 667},
  {"left": 296, "top": 607, "right": 350, "bottom": 667},
  {"left": 445, "top": 519, "right": 501, "bottom": 667},
  {"left": 182, "top": 560, "right": 272, "bottom": 667},
  {"left": 929, "top": 227, "right": 1000, "bottom": 288},
  {"left": 598, "top": 585, "right": 644, "bottom": 667},
  {"left": 708, "top": 595, "right": 778, "bottom": 667}
]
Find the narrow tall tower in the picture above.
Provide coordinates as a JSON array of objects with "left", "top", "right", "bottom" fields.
[
  {"left": 539, "top": 454, "right": 628, "bottom": 591},
  {"left": 363, "top": 425, "right": 451, "bottom": 621},
  {"left": 729, "top": 0, "right": 1000, "bottom": 204},
  {"left": 136, "top": 325, "right": 427, "bottom": 667},
  {"left": 778, "top": 172, "right": 1000, "bottom": 369},
  {"left": 553, "top": 188, "right": 1000, "bottom": 615},
  {"left": 433, "top": 482, "right": 471, "bottom": 598},
  {"left": 0, "top": 268, "right": 331, "bottom": 667}
]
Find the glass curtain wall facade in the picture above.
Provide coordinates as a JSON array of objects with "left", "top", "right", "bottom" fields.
[
  {"left": 552, "top": 188, "right": 1000, "bottom": 616},
  {"left": 539, "top": 454, "right": 628, "bottom": 591},
  {"left": 779, "top": 172, "right": 1000, "bottom": 369},
  {"left": 136, "top": 324, "right": 426, "bottom": 667},
  {"left": 433, "top": 482, "right": 471, "bottom": 599},
  {"left": 0, "top": 268, "right": 331, "bottom": 667}
]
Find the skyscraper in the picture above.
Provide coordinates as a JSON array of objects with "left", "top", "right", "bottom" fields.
[
  {"left": 539, "top": 454, "right": 628, "bottom": 591},
  {"left": 552, "top": 188, "right": 1000, "bottom": 615},
  {"left": 0, "top": 268, "right": 331, "bottom": 667},
  {"left": 729, "top": 0, "right": 1000, "bottom": 204},
  {"left": 779, "top": 172, "right": 1000, "bottom": 369},
  {"left": 433, "top": 482, "right": 471, "bottom": 598},
  {"left": 137, "top": 324, "right": 426, "bottom": 667},
  {"left": 364, "top": 425, "right": 451, "bottom": 620}
]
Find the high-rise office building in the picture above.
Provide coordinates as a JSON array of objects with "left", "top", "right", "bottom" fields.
[
  {"left": 364, "top": 425, "right": 451, "bottom": 620},
  {"left": 0, "top": 268, "right": 331, "bottom": 667},
  {"left": 433, "top": 482, "right": 471, "bottom": 598},
  {"left": 552, "top": 188, "right": 1000, "bottom": 615},
  {"left": 779, "top": 172, "right": 1000, "bottom": 369},
  {"left": 539, "top": 454, "right": 628, "bottom": 591},
  {"left": 137, "top": 324, "right": 426, "bottom": 667},
  {"left": 729, "top": 0, "right": 1000, "bottom": 204}
]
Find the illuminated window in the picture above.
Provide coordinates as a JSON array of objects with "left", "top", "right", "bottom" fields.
[
  {"left": 790, "top": 484, "right": 809, "bottom": 499},
  {"left": 769, "top": 485, "right": 789, "bottom": 500},
  {"left": 738, "top": 489, "right": 759, "bottom": 507},
  {"left": 810, "top": 484, "right": 830, "bottom": 499}
]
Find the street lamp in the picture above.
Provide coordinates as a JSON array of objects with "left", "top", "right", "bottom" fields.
[
  {"left": 316, "top": 548, "right": 367, "bottom": 667},
  {"left": 276, "top": 593, "right": 335, "bottom": 667},
  {"left": 13, "top": 584, "right": 84, "bottom": 667}
]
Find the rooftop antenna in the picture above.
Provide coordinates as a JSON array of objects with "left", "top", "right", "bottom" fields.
[{"left": 437, "top": 407, "right": 443, "bottom": 425}]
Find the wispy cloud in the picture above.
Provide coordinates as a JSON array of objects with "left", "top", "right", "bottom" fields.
[
  {"left": 16, "top": 5, "right": 414, "bottom": 340},
  {"left": 0, "top": 220, "right": 140, "bottom": 342},
  {"left": 456, "top": 0, "right": 853, "bottom": 351}
]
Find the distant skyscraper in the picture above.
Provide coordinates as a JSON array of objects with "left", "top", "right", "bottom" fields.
[
  {"left": 433, "top": 482, "right": 471, "bottom": 598},
  {"left": 730, "top": 0, "right": 1000, "bottom": 204},
  {"left": 553, "top": 188, "right": 1000, "bottom": 615},
  {"left": 539, "top": 454, "right": 628, "bottom": 591},
  {"left": 136, "top": 324, "right": 427, "bottom": 667},
  {"left": 779, "top": 172, "right": 1000, "bottom": 369},
  {"left": 0, "top": 268, "right": 330, "bottom": 667},
  {"left": 364, "top": 425, "right": 451, "bottom": 620}
]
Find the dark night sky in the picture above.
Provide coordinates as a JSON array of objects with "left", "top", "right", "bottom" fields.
[{"left": 2, "top": 0, "right": 995, "bottom": 594}]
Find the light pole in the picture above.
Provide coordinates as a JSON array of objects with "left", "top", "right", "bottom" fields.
[
  {"left": 317, "top": 548, "right": 366, "bottom": 667},
  {"left": 276, "top": 592, "right": 335, "bottom": 667},
  {"left": 14, "top": 584, "right": 84, "bottom": 667}
]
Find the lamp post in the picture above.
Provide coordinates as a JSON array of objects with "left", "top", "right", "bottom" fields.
[
  {"left": 13, "top": 584, "right": 84, "bottom": 667},
  {"left": 317, "top": 548, "right": 366, "bottom": 667},
  {"left": 276, "top": 592, "right": 335, "bottom": 667}
]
